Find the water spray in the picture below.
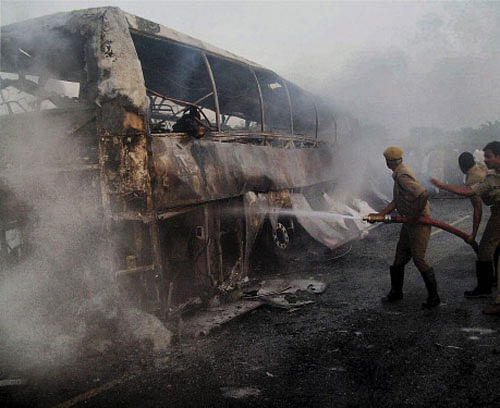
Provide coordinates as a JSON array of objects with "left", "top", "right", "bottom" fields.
[
  {"left": 362, "top": 214, "right": 479, "bottom": 254},
  {"left": 268, "top": 208, "right": 362, "bottom": 221}
]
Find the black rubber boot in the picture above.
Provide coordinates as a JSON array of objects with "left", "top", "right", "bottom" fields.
[
  {"left": 420, "top": 268, "right": 440, "bottom": 308},
  {"left": 464, "top": 261, "right": 493, "bottom": 298},
  {"left": 493, "top": 246, "right": 499, "bottom": 288},
  {"left": 382, "top": 265, "right": 404, "bottom": 302}
]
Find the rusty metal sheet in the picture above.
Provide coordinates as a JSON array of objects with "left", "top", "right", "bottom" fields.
[
  {"left": 151, "top": 137, "right": 335, "bottom": 210},
  {"left": 242, "top": 192, "right": 268, "bottom": 276}
]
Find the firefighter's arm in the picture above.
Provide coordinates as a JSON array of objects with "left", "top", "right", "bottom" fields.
[
  {"left": 430, "top": 178, "right": 475, "bottom": 197},
  {"left": 367, "top": 201, "right": 396, "bottom": 223},
  {"left": 406, "top": 191, "right": 429, "bottom": 224},
  {"left": 415, "top": 190, "right": 429, "bottom": 215}
]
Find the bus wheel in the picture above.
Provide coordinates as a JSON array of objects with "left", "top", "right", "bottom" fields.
[{"left": 272, "top": 221, "right": 290, "bottom": 250}]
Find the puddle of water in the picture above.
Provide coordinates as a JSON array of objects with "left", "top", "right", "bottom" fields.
[{"left": 221, "top": 386, "right": 261, "bottom": 399}]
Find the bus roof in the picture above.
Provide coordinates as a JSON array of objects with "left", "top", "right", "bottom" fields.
[{"left": 1, "top": 7, "right": 267, "bottom": 71}]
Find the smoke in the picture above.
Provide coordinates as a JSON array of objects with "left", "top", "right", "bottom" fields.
[
  {"left": 0, "top": 73, "right": 170, "bottom": 375},
  {"left": 316, "top": 2, "right": 500, "bottom": 139}
]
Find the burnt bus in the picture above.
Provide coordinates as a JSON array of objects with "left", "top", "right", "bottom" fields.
[{"left": 0, "top": 8, "right": 366, "bottom": 317}]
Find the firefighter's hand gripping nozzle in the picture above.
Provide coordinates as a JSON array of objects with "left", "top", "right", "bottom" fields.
[{"left": 363, "top": 214, "right": 394, "bottom": 224}]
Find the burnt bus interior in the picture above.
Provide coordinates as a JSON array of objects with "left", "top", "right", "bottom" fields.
[
  {"left": 0, "top": 27, "right": 97, "bottom": 267},
  {"left": 131, "top": 32, "right": 333, "bottom": 144},
  {"left": 0, "top": 12, "right": 338, "bottom": 319}
]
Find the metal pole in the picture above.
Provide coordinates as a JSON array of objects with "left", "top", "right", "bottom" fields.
[
  {"left": 249, "top": 68, "right": 265, "bottom": 132},
  {"left": 201, "top": 52, "right": 221, "bottom": 131}
]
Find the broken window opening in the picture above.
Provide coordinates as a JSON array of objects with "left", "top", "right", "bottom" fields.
[
  {"left": 254, "top": 70, "right": 292, "bottom": 135},
  {"left": 147, "top": 89, "right": 216, "bottom": 137},
  {"left": 207, "top": 56, "right": 262, "bottom": 134},
  {"left": 0, "top": 72, "right": 82, "bottom": 116},
  {"left": 132, "top": 32, "right": 218, "bottom": 135},
  {"left": 286, "top": 81, "right": 318, "bottom": 139},
  {"left": 316, "top": 101, "right": 338, "bottom": 145},
  {"left": 132, "top": 31, "right": 326, "bottom": 142}
]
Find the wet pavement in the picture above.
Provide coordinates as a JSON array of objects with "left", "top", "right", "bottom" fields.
[{"left": 2, "top": 198, "right": 500, "bottom": 407}]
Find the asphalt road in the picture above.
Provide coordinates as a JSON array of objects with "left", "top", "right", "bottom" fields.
[{"left": 3, "top": 198, "right": 500, "bottom": 407}]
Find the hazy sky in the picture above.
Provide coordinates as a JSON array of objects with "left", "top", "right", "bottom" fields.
[{"left": 2, "top": 0, "right": 500, "bottom": 136}]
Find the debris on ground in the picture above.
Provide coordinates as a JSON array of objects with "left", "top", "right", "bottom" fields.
[
  {"left": 461, "top": 327, "right": 496, "bottom": 335},
  {"left": 253, "top": 278, "right": 327, "bottom": 296},
  {"left": 181, "top": 278, "right": 327, "bottom": 336},
  {"left": 0, "top": 379, "right": 26, "bottom": 387},
  {"left": 180, "top": 300, "right": 264, "bottom": 338},
  {"left": 220, "top": 386, "right": 261, "bottom": 399}
]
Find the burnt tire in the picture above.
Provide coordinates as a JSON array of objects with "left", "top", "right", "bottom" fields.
[{"left": 256, "top": 217, "right": 312, "bottom": 265}]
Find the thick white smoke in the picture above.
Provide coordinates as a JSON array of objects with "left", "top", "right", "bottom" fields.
[
  {"left": 0, "top": 78, "right": 171, "bottom": 374},
  {"left": 317, "top": 2, "right": 500, "bottom": 139}
]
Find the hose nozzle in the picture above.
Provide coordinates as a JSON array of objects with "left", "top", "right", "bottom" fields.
[{"left": 363, "top": 214, "right": 393, "bottom": 223}]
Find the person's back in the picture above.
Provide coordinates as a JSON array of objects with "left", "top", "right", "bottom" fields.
[{"left": 392, "top": 162, "right": 431, "bottom": 218}]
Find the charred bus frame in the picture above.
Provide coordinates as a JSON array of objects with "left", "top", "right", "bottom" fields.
[{"left": 0, "top": 8, "right": 340, "bottom": 318}]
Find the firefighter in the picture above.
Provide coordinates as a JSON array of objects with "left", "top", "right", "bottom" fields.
[
  {"left": 457, "top": 152, "right": 488, "bottom": 297},
  {"left": 431, "top": 141, "right": 500, "bottom": 314},
  {"left": 368, "top": 146, "right": 440, "bottom": 308}
]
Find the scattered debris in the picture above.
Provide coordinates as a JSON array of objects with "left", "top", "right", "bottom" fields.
[
  {"left": 255, "top": 278, "right": 327, "bottom": 296},
  {"left": 461, "top": 328, "right": 496, "bottom": 335},
  {"left": 242, "top": 286, "right": 292, "bottom": 299},
  {"left": 329, "top": 367, "right": 346, "bottom": 372},
  {"left": 0, "top": 379, "right": 26, "bottom": 387},
  {"left": 221, "top": 386, "right": 261, "bottom": 399},
  {"left": 168, "top": 297, "right": 203, "bottom": 318},
  {"left": 435, "top": 343, "right": 463, "bottom": 350},
  {"left": 175, "top": 277, "right": 328, "bottom": 337},
  {"left": 181, "top": 300, "right": 264, "bottom": 338},
  {"left": 241, "top": 277, "right": 326, "bottom": 310},
  {"left": 261, "top": 297, "right": 314, "bottom": 310}
]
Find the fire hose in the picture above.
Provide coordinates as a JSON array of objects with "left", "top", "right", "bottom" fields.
[{"left": 363, "top": 214, "right": 479, "bottom": 254}]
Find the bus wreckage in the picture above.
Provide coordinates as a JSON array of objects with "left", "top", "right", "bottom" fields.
[{"left": 0, "top": 8, "right": 376, "bottom": 320}]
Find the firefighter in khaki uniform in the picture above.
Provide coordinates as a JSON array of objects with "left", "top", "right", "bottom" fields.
[
  {"left": 431, "top": 141, "right": 500, "bottom": 314},
  {"left": 457, "top": 152, "right": 488, "bottom": 297},
  {"left": 368, "top": 146, "right": 440, "bottom": 308}
]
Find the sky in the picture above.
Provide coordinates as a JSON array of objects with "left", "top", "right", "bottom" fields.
[{"left": 2, "top": 0, "right": 500, "bottom": 137}]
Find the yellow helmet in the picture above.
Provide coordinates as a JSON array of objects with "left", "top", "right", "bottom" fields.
[{"left": 383, "top": 146, "right": 403, "bottom": 160}]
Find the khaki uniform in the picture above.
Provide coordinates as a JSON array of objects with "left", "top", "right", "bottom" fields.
[
  {"left": 465, "top": 165, "right": 487, "bottom": 207},
  {"left": 392, "top": 163, "right": 432, "bottom": 272},
  {"left": 471, "top": 169, "right": 500, "bottom": 300},
  {"left": 466, "top": 166, "right": 487, "bottom": 186}
]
